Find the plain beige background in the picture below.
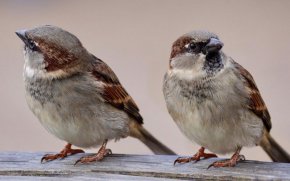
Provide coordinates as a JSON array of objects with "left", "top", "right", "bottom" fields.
[{"left": 1, "top": 0, "right": 290, "bottom": 162}]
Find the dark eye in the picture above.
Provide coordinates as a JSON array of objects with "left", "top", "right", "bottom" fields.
[
  {"left": 28, "top": 40, "right": 38, "bottom": 51},
  {"left": 188, "top": 42, "right": 200, "bottom": 53}
]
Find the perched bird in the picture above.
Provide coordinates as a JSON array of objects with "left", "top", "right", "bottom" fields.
[
  {"left": 163, "top": 30, "right": 290, "bottom": 168},
  {"left": 16, "top": 25, "right": 175, "bottom": 164}
]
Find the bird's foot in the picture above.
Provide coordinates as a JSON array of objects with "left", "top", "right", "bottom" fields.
[
  {"left": 208, "top": 148, "right": 245, "bottom": 169},
  {"left": 41, "top": 143, "right": 84, "bottom": 163},
  {"left": 174, "top": 147, "right": 217, "bottom": 165},
  {"left": 74, "top": 140, "right": 112, "bottom": 165}
]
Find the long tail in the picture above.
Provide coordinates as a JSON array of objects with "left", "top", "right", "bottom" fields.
[
  {"left": 260, "top": 131, "right": 290, "bottom": 162},
  {"left": 130, "top": 123, "right": 176, "bottom": 155}
]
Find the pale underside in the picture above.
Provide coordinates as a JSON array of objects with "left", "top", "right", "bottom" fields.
[
  {"left": 24, "top": 63, "right": 131, "bottom": 148},
  {"left": 163, "top": 56, "right": 264, "bottom": 154}
]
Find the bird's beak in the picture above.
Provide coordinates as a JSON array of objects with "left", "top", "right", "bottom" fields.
[
  {"left": 15, "top": 29, "right": 30, "bottom": 46},
  {"left": 203, "top": 38, "right": 223, "bottom": 54}
]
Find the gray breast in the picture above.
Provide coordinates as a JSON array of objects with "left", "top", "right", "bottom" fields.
[
  {"left": 25, "top": 78, "right": 54, "bottom": 105},
  {"left": 177, "top": 77, "right": 215, "bottom": 103}
]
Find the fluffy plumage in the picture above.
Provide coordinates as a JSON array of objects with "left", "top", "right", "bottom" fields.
[
  {"left": 163, "top": 30, "right": 290, "bottom": 166},
  {"left": 16, "top": 25, "right": 175, "bottom": 164}
]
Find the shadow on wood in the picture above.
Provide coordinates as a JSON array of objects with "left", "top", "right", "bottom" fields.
[{"left": 0, "top": 152, "right": 290, "bottom": 180}]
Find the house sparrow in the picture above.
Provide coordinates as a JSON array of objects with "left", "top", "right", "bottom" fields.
[
  {"left": 16, "top": 25, "right": 175, "bottom": 164},
  {"left": 163, "top": 30, "right": 290, "bottom": 168}
]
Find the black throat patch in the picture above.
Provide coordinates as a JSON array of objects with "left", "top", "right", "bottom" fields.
[{"left": 203, "top": 53, "right": 223, "bottom": 75}]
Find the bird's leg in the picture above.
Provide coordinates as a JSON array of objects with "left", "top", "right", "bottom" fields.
[
  {"left": 41, "top": 143, "right": 84, "bottom": 163},
  {"left": 174, "top": 147, "right": 217, "bottom": 165},
  {"left": 74, "top": 139, "right": 112, "bottom": 165},
  {"left": 208, "top": 147, "right": 245, "bottom": 169}
]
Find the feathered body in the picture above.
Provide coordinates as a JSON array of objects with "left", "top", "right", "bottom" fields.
[
  {"left": 163, "top": 55, "right": 264, "bottom": 154},
  {"left": 16, "top": 25, "right": 175, "bottom": 159},
  {"left": 163, "top": 30, "right": 290, "bottom": 164}
]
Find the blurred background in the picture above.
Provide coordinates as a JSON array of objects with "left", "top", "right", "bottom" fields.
[{"left": 1, "top": 0, "right": 290, "bottom": 162}]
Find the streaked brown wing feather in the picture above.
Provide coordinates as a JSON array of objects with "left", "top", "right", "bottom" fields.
[
  {"left": 233, "top": 61, "right": 271, "bottom": 131},
  {"left": 91, "top": 56, "right": 143, "bottom": 124}
]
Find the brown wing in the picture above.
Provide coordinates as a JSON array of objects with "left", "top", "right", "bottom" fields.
[
  {"left": 91, "top": 55, "right": 143, "bottom": 124},
  {"left": 232, "top": 60, "right": 271, "bottom": 131}
]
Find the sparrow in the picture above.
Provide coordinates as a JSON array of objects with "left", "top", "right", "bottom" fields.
[
  {"left": 163, "top": 30, "right": 290, "bottom": 168},
  {"left": 16, "top": 25, "right": 175, "bottom": 164}
]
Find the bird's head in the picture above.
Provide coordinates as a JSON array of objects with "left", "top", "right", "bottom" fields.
[
  {"left": 16, "top": 25, "right": 90, "bottom": 79},
  {"left": 169, "top": 30, "right": 224, "bottom": 77}
]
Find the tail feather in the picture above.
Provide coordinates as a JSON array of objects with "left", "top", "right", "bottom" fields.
[
  {"left": 260, "top": 131, "right": 290, "bottom": 163},
  {"left": 130, "top": 123, "right": 176, "bottom": 155}
]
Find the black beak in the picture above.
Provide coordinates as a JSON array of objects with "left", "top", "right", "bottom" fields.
[
  {"left": 15, "top": 29, "right": 29, "bottom": 45},
  {"left": 203, "top": 38, "right": 223, "bottom": 54}
]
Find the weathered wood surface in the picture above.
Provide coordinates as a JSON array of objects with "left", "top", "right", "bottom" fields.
[{"left": 0, "top": 152, "right": 290, "bottom": 180}]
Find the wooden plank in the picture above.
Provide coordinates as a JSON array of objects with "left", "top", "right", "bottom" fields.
[{"left": 0, "top": 152, "right": 289, "bottom": 180}]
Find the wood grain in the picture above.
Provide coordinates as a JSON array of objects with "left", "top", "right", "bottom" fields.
[{"left": 0, "top": 152, "right": 289, "bottom": 180}]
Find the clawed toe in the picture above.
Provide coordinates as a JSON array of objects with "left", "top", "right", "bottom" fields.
[
  {"left": 174, "top": 157, "right": 192, "bottom": 165},
  {"left": 207, "top": 148, "right": 245, "bottom": 169},
  {"left": 41, "top": 153, "right": 62, "bottom": 163},
  {"left": 74, "top": 149, "right": 112, "bottom": 165},
  {"left": 74, "top": 140, "right": 111, "bottom": 165},
  {"left": 41, "top": 143, "right": 84, "bottom": 163},
  {"left": 174, "top": 147, "right": 217, "bottom": 166},
  {"left": 207, "top": 158, "right": 241, "bottom": 169}
]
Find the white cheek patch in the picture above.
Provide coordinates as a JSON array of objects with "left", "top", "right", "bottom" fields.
[
  {"left": 24, "top": 66, "right": 37, "bottom": 78},
  {"left": 171, "top": 68, "right": 206, "bottom": 80},
  {"left": 170, "top": 53, "right": 207, "bottom": 80},
  {"left": 24, "top": 62, "right": 48, "bottom": 79},
  {"left": 24, "top": 64, "right": 68, "bottom": 79},
  {"left": 23, "top": 51, "right": 45, "bottom": 78},
  {"left": 23, "top": 49, "right": 70, "bottom": 79}
]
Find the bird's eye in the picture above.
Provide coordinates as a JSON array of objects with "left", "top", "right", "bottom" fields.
[
  {"left": 187, "top": 42, "right": 200, "bottom": 53},
  {"left": 28, "top": 40, "right": 38, "bottom": 51},
  {"left": 189, "top": 43, "right": 197, "bottom": 49}
]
